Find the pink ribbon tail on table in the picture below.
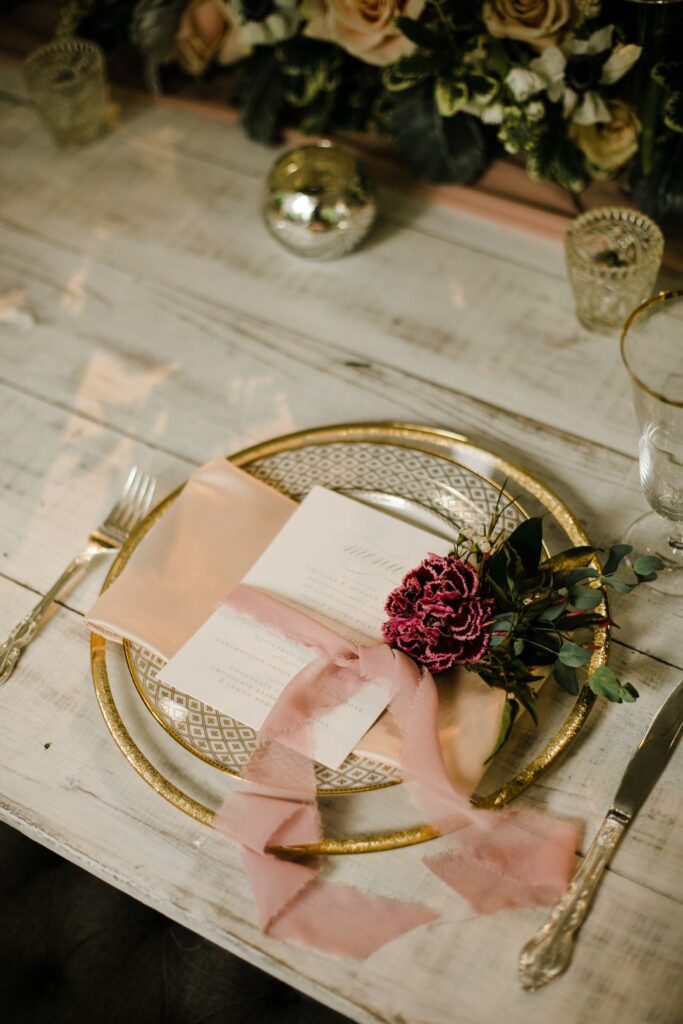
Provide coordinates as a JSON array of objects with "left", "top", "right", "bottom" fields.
[{"left": 213, "top": 585, "right": 577, "bottom": 958}]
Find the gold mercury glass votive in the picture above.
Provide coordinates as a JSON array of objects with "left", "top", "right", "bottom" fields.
[
  {"left": 263, "top": 142, "right": 377, "bottom": 259},
  {"left": 565, "top": 207, "right": 664, "bottom": 333},
  {"left": 23, "top": 38, "right": 109, "bottom": 147}
]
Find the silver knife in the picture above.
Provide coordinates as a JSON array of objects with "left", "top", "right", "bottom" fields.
[{"left": 518, "top": 680, "right": 683, "bottom": 991}]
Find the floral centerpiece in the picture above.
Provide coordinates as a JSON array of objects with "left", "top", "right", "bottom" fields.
[
  {"left": 382, "top": 494, "right": 661, "bottom": 753},
  {"left": 53, "top": 0, "right": 683, "bottom": 221}
]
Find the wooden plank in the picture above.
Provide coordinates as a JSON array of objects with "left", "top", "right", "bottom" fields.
[
  {"left": 1, "top": 73, "right": 680, "bottom": 460},
  {"left": 0, "top": 219, "right": 682, "bottom": 670}
]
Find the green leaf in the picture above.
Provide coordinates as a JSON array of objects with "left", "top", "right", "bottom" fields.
[
  {"left": 559, "top": 641, "right": 591, "bottom": 667},
  {"left": 488, "top": 574, "right": 515, "bottom": 610},
  {"left": 602, "top": 576, "right": 636, "bottom": 594},
  {"left": 466, "top": 72, "right": 499, "bottom": 104},
  {"left": 664, "top": 91, "right": 683, "bottom": 135},
  {"left": 387, "top": 85, "right": 486, "bottom": 185},
  {"left": 524, "top": 629, "right": 560, "bottom": 665},
  {"left": 435, "top": 76, "right": 469, "bottom": 118},
  {"left": 633, "top": 555, "right": 664, "bottom": 577},
  {"left": 622, "top": 682, "right": 639, "bottom": 702},
  {"left": 549, "top": 135, "right": 586, "bottom": 193},
  {"left": 540, "top": 547, "right": 598, "bottom": 583},
  {"left": 521, "top": 579, "right": 552, "bottom": 607},
  {"left": 395, "top": 16, "right": 443, "bottom": 52},
  {"left": 489, "top": 615, "right": 514, "bottom": 644},
  {"left": 517, "top": 686, "right": 538, "bottom": 725},
  {"left": 279, "top": 39, "right": 343, "bottom": 109},
  {"left": 240, "top": 52, "right": 285, "bottom": 145},
  {"left": 487, "top": 546, "right": 509, "bottom": 588},
  {"left": 489, "top": 622, "right": 512, "bottom": 647},
  {"left": 588, "top": 666, "right": 639, "bottom": 704},
  {"left": 485, "top": 699, "right": 519, "bottom": 762},
  {"left": 539, "top": 601, "right": 566, "bottom": 622},
  {"left": 567, "top": 567, "right": 599, "bottom": 585},
  {"left": 652, "top": 61, "right": 683, "bottom": 93},
  {"left": 553, "top": 660, "right": 579, "bottom": 695},
  {"left": 507, "top": 517, "right": 543, "bottom": 577},
  {"left": 589, "top": 665, "right": 619, "bottom": 699},
  {"left": 569, "top": 584, "right": 603, "bottom": 610},
  {"left": 603, "top": 544, "right": 632, "bottom": 576},
  {"left": 556, "top": 611, "right": 611, "bottom": 632},
  {"left": 383, "top": 54, "right": 435, "bottom": 92}
]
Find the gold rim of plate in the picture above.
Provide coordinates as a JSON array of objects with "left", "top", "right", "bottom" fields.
[{"left": 90, "top": 421, "right": 608, "bottom": 856}]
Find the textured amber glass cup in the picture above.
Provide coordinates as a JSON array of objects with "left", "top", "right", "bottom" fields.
[
  {"left": 23, "top": 38, "right": 109, "bottom": 147},
  {"left": 565, "top": 207, "right": 664, "bottom": 333}
]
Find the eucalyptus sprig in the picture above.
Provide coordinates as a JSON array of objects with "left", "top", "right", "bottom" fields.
[{"left": 461, "top": 511, "right": 661, "bottom": 753}]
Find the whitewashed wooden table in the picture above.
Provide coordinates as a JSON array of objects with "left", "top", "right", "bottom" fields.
[{"left": 0, "top": 58, "right": 682, "bottom": 1024}]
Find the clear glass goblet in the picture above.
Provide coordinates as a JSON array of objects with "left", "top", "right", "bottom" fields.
[{"left": 621, "top": 290, "right": 683, "bottom": 595}]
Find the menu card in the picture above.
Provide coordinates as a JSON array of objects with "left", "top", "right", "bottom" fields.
[{"left": 160, "top": 486, "right": 452, "bottom": 768}]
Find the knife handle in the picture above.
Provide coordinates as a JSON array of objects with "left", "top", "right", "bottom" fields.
[{"left": 518, "top": 811, "right": 627, "bottom": 991}]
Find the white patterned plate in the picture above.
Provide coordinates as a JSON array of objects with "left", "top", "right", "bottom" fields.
[{"left": 125, "top": 441, "right": 524, "bottom": 794}]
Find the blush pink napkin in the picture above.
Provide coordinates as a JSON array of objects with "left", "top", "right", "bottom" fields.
[
  {"left": 85, "top": 458, "right": 505, "bottom": 791},
  {"left": 86, "top": 458, "right": 295, "bottom": 660},
  {"left": 214, "top": 585, "right": 578, "bottom": 958}
]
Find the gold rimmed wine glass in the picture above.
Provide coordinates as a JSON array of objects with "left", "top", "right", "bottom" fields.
[{"left": 621, "top": 290, "right": 683, "bottom": 595}]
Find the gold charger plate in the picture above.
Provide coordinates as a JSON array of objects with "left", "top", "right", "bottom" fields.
[{"left": 91, "top": 422, "right": 608, "bottom": 855}]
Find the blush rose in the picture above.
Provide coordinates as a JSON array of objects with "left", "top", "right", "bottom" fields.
[
  {"left": 303, "top": 0, "right": 427, "bottom": 67},
  {"left": 483, "top": 0, "right": 574, "bottom": 50},
  {"left": 175, "top": 0, "right": 249, "bottom": 76}
]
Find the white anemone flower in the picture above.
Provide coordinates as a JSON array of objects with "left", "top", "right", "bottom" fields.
[{"left": 506, "top": 25, "right": 641, "bottom": 125}]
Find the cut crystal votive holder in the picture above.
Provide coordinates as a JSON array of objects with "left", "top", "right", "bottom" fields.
[
  {"left": 23, "top": 38, "right": 110, "bottom": 147},
  {"left": 565, "top": 207, "right": 664, "bottom": 333}
]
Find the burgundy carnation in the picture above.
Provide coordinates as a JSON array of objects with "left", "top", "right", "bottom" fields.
[{"left": 382, "top": 555, "right": 494, "bottom": 672}]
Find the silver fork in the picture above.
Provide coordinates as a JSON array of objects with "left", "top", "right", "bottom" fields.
[{"left": 0, "top": 466, "right": 156, "bottom": 684}]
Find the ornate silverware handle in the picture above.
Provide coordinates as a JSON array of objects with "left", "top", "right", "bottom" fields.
[
  {"left": 518, "top": 812, "right": 627, "bottom": 991},
  {"left": 0, "top": 544, "right": 104, "bottom": 684}
]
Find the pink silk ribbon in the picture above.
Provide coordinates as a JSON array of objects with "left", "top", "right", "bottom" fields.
[{"left": 213, "top": 585, "right": 578, "bottom": 958}]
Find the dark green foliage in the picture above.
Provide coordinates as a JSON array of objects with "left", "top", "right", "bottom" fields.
[
  {"left": 394, "top": 16, "right": 445, "bottom": 55},
  {"left": 387, "top": 85, "right": 486, "bottom": 184},
  {"left": 630, "top": 139, "right": 683, "bottom": 223},
  {"left": 77, "top": 0, "right": 139, "bottom": 48},
  {"left": 506, "top": 518, "right": 543, "bottom": 577},
  {"left": 81, "top": 0, "right": 683, "bottom": 221},
  {"left": 460, "top": 503, "right": 663, "bottom": 751},
  {"left": 232, "top": 51, "right": 285, "bottom": 144},
  {"left": 652, "top": 63, "right": 683, "bottom": 134}
]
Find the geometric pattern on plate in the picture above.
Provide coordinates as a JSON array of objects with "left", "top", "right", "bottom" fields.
[
  {"left": 247, "top": 442, "right": 522, "bottom": 537},
  {"left": 127, "top": 441, "right": 524, "bottom": 793},
  {"left": 129, "top": 645, "right": 404, "bottom": 792}
]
